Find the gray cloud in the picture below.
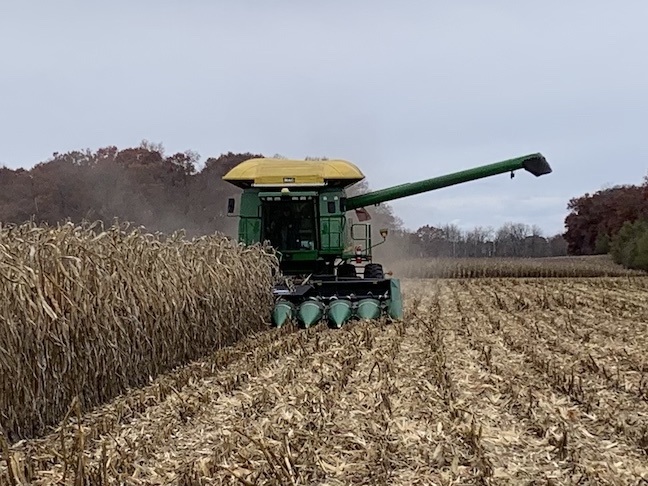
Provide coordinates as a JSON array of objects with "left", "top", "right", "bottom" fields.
[{"left": 1, "top": 1, "right": 647, "bottom": 235}]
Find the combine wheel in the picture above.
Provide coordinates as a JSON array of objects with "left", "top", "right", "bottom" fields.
[
  {"left": 337, "top": 263, "right": 357, "bottom": 278},
  {"left": 364, "top": 263, "right": 384, "bottom": 279}
]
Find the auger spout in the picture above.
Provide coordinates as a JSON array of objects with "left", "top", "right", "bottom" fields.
[{"left": 346, "top": 153, "right": 551, "bottom": 210}]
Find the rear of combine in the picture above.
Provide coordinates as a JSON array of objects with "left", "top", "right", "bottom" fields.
[{"left": 222, "top": 153, "right": 552, "bottom": 329}]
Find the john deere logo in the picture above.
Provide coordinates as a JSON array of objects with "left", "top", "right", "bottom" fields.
[{"left": 283, "top": 177, "right": 295, "bottom": 183}]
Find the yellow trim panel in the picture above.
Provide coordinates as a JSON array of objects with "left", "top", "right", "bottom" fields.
[{"left": 223, "top": 158, "right": 365, "bottom": 188}]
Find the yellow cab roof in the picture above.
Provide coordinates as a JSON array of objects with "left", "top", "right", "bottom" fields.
[{"left": 222, "top": 158, "right": 365, "bottom": 188}]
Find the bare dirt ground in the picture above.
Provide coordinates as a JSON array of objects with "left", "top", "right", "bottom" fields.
[{"left": 2, "top": 278, "right": 648, "bottom": 485}]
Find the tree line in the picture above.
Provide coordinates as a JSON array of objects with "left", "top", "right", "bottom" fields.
[
  {"left": 0, "top": 143, "right": 254, "bottom": 237},
  {"left": 403, "top": 223, "right": 567, "bottom": 258},
  {"left": 563, "top": 178, "right": 648, "bottom": 270},
  {"left": 1, "top": 142, "right": 569, "bottom": 259}
]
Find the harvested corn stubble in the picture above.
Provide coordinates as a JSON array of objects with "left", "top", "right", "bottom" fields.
[
  {"left": 0, "top": 221, "right": 278, "bottom": 442},
  {"left": 2, "top": 277, "right": 647, "bottom": 485}
]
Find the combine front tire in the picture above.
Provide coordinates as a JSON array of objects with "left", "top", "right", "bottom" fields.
[
  {"left": 337, "top": 263, "right": 357, "bottom": 278},
  {"left": 364, "top": 263, "right": 384, "bottom": 279}
]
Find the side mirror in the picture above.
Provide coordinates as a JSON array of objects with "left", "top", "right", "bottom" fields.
[{"left": 227, "top": 198, "right": 235, "bottom": 214}]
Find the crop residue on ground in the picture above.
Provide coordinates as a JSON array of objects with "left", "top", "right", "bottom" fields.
[{"left": 2, "top": 277, "right": 648, "bottom": 485}]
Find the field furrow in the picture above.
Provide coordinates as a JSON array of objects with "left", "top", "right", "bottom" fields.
[
  {"left": 440, "top": 283, "right": 643, "bottom": 484},
  {"left": 486, "top": 279, "right": 648, "bottom": 394},
  {"left": 482, "top": 279, "right": 648, "bottom": 374}
]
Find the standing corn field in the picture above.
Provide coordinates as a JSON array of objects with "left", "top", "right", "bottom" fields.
[
  {"left": 0, "top": 221, "right": 278, "bottom": 442},
  {"left": 390, "top": 255, "right": 645, "bottom": 278}
]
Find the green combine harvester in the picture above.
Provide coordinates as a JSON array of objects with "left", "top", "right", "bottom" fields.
[{"left": 223, "top": 153, "right": 552, "bottom": 328}]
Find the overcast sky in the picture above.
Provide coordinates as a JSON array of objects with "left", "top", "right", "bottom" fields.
[{"left": 1, "top": 1, "right": 647, "bottom": 235}]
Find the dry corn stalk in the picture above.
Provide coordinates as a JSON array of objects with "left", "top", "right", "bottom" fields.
[{"left": 0, "top": 221, "right": 278, "bottom": 442}]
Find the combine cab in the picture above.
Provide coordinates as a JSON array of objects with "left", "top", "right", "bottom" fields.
[{"left": 223, "top": 154, "right": 552, "bottom": 328}]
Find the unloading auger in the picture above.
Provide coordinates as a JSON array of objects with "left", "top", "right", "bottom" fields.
[{"left": 222, "top": 153, "right": 552, "bottom": 328}]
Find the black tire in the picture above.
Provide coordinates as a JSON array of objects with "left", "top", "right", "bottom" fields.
[
  {"left": 364, "top": 263, "right": 384, "bottom": 279},
  {"left": 337, "top": 263, "right": 357, "bottom": 278}
]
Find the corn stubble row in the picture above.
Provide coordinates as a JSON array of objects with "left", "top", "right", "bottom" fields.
[
  {"left": 0, "top": 222, "right": 278, "bottom": 441},
  {"left": 4, "top": 279, "right": 647, "bottom": 484}
]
